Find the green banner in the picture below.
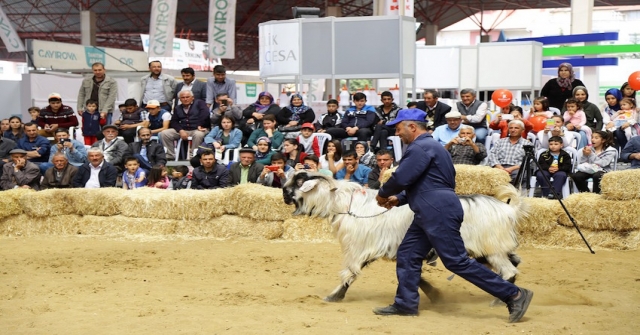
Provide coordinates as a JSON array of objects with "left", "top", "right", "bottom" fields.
[{"left": 246, "top": 83, "right": 257, "bottom": 97}]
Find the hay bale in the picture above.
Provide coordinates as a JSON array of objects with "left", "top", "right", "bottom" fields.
[
  {"left": 0, "top": 214, "right": 84, "bottom": 236},
  {"left": 282, "top": 216, "right": 333, "bottom": 242},
  {"left": 175, "top": 215, "right": 283, "bottom": 240},
  {"left": 556, "top": 193, "right": 640, "bottom": 231},
  {"left": 64, "top": 188, "right": 124, "bottom": 216},
  {"left": 20, "top": 189, "right": 79, "bottom": 217},
  {"left": 118, "top": 188, "right": 228, "bottom": 220},
  {"left": 227, "top": 183, "right": 294, "bottom": 221},
  {"left": 600, "top": 169, "right": 640, "bottom": 200},
  {"left": 0, "top": 188, "right": 32, "bottom": 219},
  {"left": 521, "top": 226, "right": 640, "bottom": 251},
  {"left": 518, "top": 198, "right": 561, "bottom": 242}
]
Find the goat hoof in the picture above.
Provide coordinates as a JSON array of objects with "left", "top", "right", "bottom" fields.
[{"left": 324, "top": 295, "right": 343, "bottom": 302}]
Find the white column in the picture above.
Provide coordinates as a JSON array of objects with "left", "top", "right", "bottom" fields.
[
  {"left": 570, "top": 0, "right": 598, "bottom": 105},
  {"left": 80, "top": 11, "right": 97, "bottom": 46}
]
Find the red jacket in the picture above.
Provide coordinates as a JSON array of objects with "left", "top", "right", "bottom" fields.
[{"left": 37, "top": 105, "right": 79, "bottom": 129}]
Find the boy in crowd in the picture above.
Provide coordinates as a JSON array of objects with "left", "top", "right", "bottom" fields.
[
  {"left": 114, "top": 99, "right": 149, "bottom": 143},
  {"left": 316, "top": 99, "right": 342, "bottom": 133},
  {"left": 258, "top": 152, "right": 294, "bottom": 188},
  {"left": 122, "top": 156, "right": 147, "bottom": 190},
  {"left": 28, "top": 107, "right": 40, "bottom": 123},
  {"left": 170, "top": 165, "right": 192, "bottom": 190},
  {"left": 535, "top": 136, "right": 572, "bottom": 199},
  {"left": 297, "top": 123, "right": 320, "bottom": 156},
  {"left": 326, "top": 93, "right": 377, "bottom": 141},
  {"left": 81, "top": 99, "right": 106, "bottom": 145}
]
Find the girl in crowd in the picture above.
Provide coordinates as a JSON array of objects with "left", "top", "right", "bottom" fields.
[
  {"left": 0, "top": 119, "right": 9, "bottom": 133},
  {"left": 276, "top": 93, "right": 315, "bottom": 131},
  {"left": 601, "top": 88, "right": 623, "bottom": 128},
  {"left": 354, "top": 141, "right": 376, "bottom": 169},
  {"left": 254, "top": 137, "right": 275, "bottom": 165},
  {"left": 147, "top": 165, "right": 170, "bottom": 189},
  {"left": 563, "top": 98, "right": 591, "bottom": 148},
  {"left": 571, "top": 86, "right": 603, "bottom": 133},
  {"left": 530, "top": 96, "right": 553, "bottom": 118},
  {"left": 611, "top": 98, "right": 639, "bottom": 149},
  {"left": 620, "top": 82, "right": 637, "bottom": 103},
  {"left": 3, "top": 116, "right": 24, "bottom": 141},
  {"left": 570, "top": 131, "right": 617, "bottom": 194},
  {"left": 319, "top": 139, "right": 343, "bottom": 175},
  {"left": 541, "top": 63, "right": 585, "bottom": 110},
  {"left": 281, "top": 138, "right": 307, "bottom": 168},
  {"left": 204, "top": 115, "right": 242, "bottom": 154}
]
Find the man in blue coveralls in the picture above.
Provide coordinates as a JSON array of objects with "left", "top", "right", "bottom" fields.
[{"left": 374, "top": 108, "right": 533, "bottom": 322}]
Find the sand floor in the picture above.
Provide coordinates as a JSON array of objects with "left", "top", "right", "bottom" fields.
[{"left": 1, "top": 236, "right": 638, "bottom": 335}]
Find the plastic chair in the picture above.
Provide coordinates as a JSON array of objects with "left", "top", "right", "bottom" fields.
[
  {"left": 571, "top": 148, "right": 618, "bottom": 192},
  {"left": 219, "top": 148, "right": 240, "bottom": 165},
  {"left": 174, "top": 136, "right": 193, "bottom": 161},
  {"left": 315, "top": 133, "right": 332, "bottom": 156},
  {"left": 387, "top": 136, "right": 404, "bottom": 161},
  {"left": 529, "top": 147, "right": 578, "bottom": 198},
  {"left": 565, "top": 131, "right": 581, "bottom": 149}
]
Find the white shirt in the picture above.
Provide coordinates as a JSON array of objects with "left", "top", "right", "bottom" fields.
[
  {"left": 85, "top": 161, "right": 103, "bottom": 188},
  {"left": 319, "top": 155, "right": 343, "bottom": 170}
]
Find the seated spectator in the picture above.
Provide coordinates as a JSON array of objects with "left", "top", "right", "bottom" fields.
[
  {"left": 0, "top": 132, "right": 17, "bottom": 179},
  {"left": 0, "top": 119, "right": 8, "bottom": 133},
  {"left": 129, "top": 127, "right": 167, "bottom": 171},
  {"left": 3, "top": 116, "right": 24, "bottom": 142},
  {"left": 241, "top": 92, "right": 280, "bottom": 140},
  {"left": 247, "top": 114, "right": 284, "bottom": 151},
  {"left": 204, "top": 115, "right": 242, "bottom": 154},
  {"left": 489, "top": 106, "right": 533, "bottom": 140},
  {"left": 621, "top": 135, "right": 640, "bottom": 169},
  {"left": 488, "top": 120, "right": 532, "bottom": 184},
  {"left": 41, "top": 153, "right": 78, "bottom": 189},
  {"left": 147, "top": 165, "right": 170, "bottom": 189},
  {"left": 571, "top": 131, "right": 617, "bottom": 194},
  {"left": 146, "top": 100, "right": 171, "bottom": 136},
  {"left": 406, "top": 101, "right": 418, "bottom": 108},
  {"left": 294, "top": 154, "right": 332, "bottom": 177},
  {"left": 122, "top": 157, "right": 147, "bottom": 190},
  {"left": 415, "top": 89, "right": 451, "bottom": 129},
  {"left": 17, "top": 122, "right": 51, "bottom": 175},
  {"left": 229, "top": 148, "right": 264, "bottom": 185},
  {"left": 72, "top": 148, "right": 117, "bottom": 188},
  {"left": 530, "top": 96, "right": 554, "bottom": 119},
  {"left": 336, "top": 150, "right": 372, "bottom": 186},
  {"left": 444, "top": 125, "right": 487, "bottom": 165},
  {"left": 563, "top": 98, "right": 591, "bottom": 148},
  {"left": 297, "top": 123, "right": 320, "bottom": 156},
  {"left": 315, "top": 99, "right": 342, "bottom": 133},
  {"left": 170, "top": 165, "right": 192, "bottom": 190},
  {"left": 537, "top": 115, "right": 573, "bottom": 149},
  {"left": 80, "top": 99, "right": 106, "bottom": 146},
  {"left": 37, "top": 93, "right": 79, "bottom": 138},
  {"left": 326, "top": 92, "right": 376, "bottom": 141},
  {"left": 211, "top": 93, "right": 242, "bottom": 126},
  {"left": 258, "top": 152, "right": 294, "bottom": 188},
  {"left": 0, "top": 149, "right": 41, "bottom": 190},
  {"left": 28, "top": 107, "right": 40, "bottom": 123},
  {"left": 91, "top": 125, "right": 131, "bottom": 171},
  {"left": 191, "top": 150, "right": 230, "bottom": 189},
  {"left": 114, "top": 98, "right": 149, "bottom": 143},
  {"left": 535, "top": 136, "right": 572, "bottom": 199},
  {"left": 160, "top": 90, "right": 211, "bottom": 160},
  {"left": 282, "top": 138, "right": 307, "bottom": 168},
  {"left": 319, "top": 139, "right": 343, "bottom": 175},
  {"left": 254, "top": 137, "right": 275, "bottom": 165},
  {"left": 432, "top": 111, "right": 463, "bottom": 146},
  {"left": 600, "top": 88, "right": 622, "bottom": 127},
  {"left": 457, "top": 88, "right": 489, "bottom": 143},
  {"left": 49, "top": 128, "right": 88, "bottom": 167},
  {"left": 355, "top": 141, "right": 375, "bottom": 168},
  {"left": 371, "top": 91, "right": 400, "bottom": 152},
  {"left": 610, "top": 98, "right": 639, "bottom": 150},
  {"left": 368, "top": 149, "right": 395, "bottom": 189},
  {"left": 276, "top": 93, "right": 315, "bottom": 136}
]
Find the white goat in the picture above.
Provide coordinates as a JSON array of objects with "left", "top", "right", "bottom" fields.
[{"left": 283, "top": 171, "right": 529, "bottom": 302}]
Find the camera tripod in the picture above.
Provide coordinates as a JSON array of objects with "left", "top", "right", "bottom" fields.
[{"left": 512, "top": 145, "right": 595, "bottom": 254}]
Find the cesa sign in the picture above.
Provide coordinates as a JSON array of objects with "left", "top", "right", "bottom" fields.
[
  {"left": 259, "top": 22, "right": 300, "bottom": 77},
  {"left": 31, "top": 40, "right": 148, "bottom": 71}
]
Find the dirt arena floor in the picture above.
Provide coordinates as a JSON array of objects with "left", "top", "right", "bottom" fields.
[{"left": 1, "top": 236, "right": 638, "bottom": 335}]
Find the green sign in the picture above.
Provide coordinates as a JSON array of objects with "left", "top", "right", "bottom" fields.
[{"left": 246, "top": 83, "right": 257, "bottom": 97}]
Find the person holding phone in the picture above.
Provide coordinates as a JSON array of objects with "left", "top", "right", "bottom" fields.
[
  {"left": 211, "top": 93, "right": 242, "bottom": 127},
  {"left": 258, "top": 152, "right": 294, "bottom": 188}
]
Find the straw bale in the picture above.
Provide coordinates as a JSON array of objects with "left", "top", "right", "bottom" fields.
[
  {"left": 19, "top": 189, "right": 78, "bottom": 217},
  {"left": 227, "top": 183, "right": 294, "bottom": 221},
  {"left": 175, "top": 215, "right": 283, "bottom": 240},
  {"left": 521, "top": 226, "right": 640, "bottom": 251},
  {"left": 0, "top": 188, "right": 32, "bottom": 219},
  {"left": 63, "top": 188, "right": 124, "bottom": 216},
  {"left": 518, "top": 198, "right": 562, "bottom": 240},
  {"left": 282, "top": 216, "right": 333, "bottom": 242},
  {"left": 556, "top": 193, "right": 640, "bottom": 231},
  {"left": 118, "top": 188, "right": 229, "bottom": 220},
  {"left": 600, "top": 169, "right": 640, "bottom": 201},
  {"left": 0, "top": 214, "right": 84, "bottom": 236}
]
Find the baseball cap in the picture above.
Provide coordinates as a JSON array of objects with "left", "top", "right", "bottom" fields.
[
  {"left": 48, "top": 93, "right": 62, "bottom": 100},
  {"left": 301, "top": 123, "right": 315, "bottom": 131},
  {"left": 146, "top": 100, "right": 160, "bottom": 108},
  {"left": 386, "top": 108, "right": 428, "bottom": 126}
]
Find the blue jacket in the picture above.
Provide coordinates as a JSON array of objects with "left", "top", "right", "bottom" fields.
[
  {"left": 49, "top": 139, "right": 88, "bottom": 167},
  {"left": 620, "top": 135, "right": 640, "bottom": 169},
  {"left": 336, "top": 164, "right": 372, "bottom": 186},
  {"left": 379, "top": 133, "right": 461, "bottom": 215},
  {"left": 17, "top": 135, "right": 51, "bottom": 163},
  {"left": 204, "top": 127, "right": 242, "bottom": 149},
  {"left": 148, "top": 109, "right": 169, "bottom": 131},
  {"left": 82, "top": 111, "right": 103, "bottom": 137},
  {"left": 339, "top": 105, "right": 377, "bottom": 129}
]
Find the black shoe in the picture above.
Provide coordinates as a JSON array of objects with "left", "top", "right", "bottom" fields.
[
  {"left": 507, "top": 288, "right": 533, "bottom": 323},
  {"left": 372, "top": 305, "right": 417, "bottom": 316},
  {"left": 546, "top": 194, "right": 555, "bottom": 200},
  {"left": 425, "top": 249, "right": 439, "bottom": 266}
]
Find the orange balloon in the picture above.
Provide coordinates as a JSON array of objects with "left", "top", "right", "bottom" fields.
[
  {"left": 629, "top": 71, "right": 640, "bottom": 91},
  {"left": 529, "top": 116, "right": 547, "bottom": 133},
  {"left": 491, "top": 89, "right": 513, "bottom": 108}
]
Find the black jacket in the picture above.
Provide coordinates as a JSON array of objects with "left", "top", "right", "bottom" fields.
[
  {"left": 171, "top": 100, "right": 211, "bottom": 131},
  {"left": 72, "top": 161, "right": 118, "bottom": 188},
  {"left": 241, "top": 104, "right": 281, "bottom": 127},
  {"left": 229, "top": 162, "right": 264, "bottom": 185},
  {"left": 315, "top": 112, "right": 342, "bottom": 130},
  {"left": 276, "top": 107, "right": 316, "bottom": 126},
  {"left": 540, "top": 78, "right": 585, "bottom": 110},
  {"left": 129, "top": 141, "right": 167, "bottom": 167},
  {"left": 0, "top": 137, "right": 16, "bottom": 160},
  {"left": 191, "top": 163, "right": 230, "bottom": 189},
  {"left": 416, "top": 101, "right": 452, "bottom": 129},
  {"left": 537, "top": 150, "right": 572, "bottom": 173}
]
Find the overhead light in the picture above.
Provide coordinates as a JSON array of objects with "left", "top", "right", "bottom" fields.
[{"left": 292, "top": 7, "right": 321, "bottom": 18}]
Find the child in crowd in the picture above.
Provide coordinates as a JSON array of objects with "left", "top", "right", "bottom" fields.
[
  {"left": 570, "top": 131, "right": 617, "bottom": 194},
  {"left": 0, "top": 119, "right": 9, "bottom": 133},
  {"left": 530, "top": 97, "right": 554, "bottom": 118},
  {"left": 147, "top": 165, "right": 170, "bottom": 189},
  {"left": 170, "top": 165, "right": 191, "bottom": 190},
  {"left": 319, "top": 139, "right": 343, "bottom": 175},
  {"left": 535, "top": 136, "right": 572, "bottom": 199},
  {"left": 81, "top": 99, "right": 106, "bottom": 145},
  {"left": 563, "top": 98, "right": 591, "bottom": 148},
  {"left": 610, "top": 97, "right": 638, "bottom": 141},
  {"left": 297, "top": 123, "right": 320, "bottom": 156},
  {"left": 315, "top": 99, "right": 342, "bottom": 133},
  {"left": 123, "top": 157, "right": 147, "bottom": 190},
  {"left": 537, "top": 115, "right": 573, "bottom": 149},
  {"left": 28, "top": 107, "right": 40, "bottom": 123},
  {"left": 258, "top": 152, "right": 294, "bottom": 188},
  {"left": 326, "top": 92, "right": 377, "bottom": 141}
]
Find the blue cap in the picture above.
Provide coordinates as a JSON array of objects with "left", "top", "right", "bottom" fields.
[{"left": 386, "top": 108, "right": 427, "bottom": 126}]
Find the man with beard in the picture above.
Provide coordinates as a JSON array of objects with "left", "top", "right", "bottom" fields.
[
  {"left": 140, "top": 60, "right": 177, "bottom": 112},
  {"left": 191, "top": 150, "right": 230, "bottom": 189},
  {"left": 129, "top": 127, "right": 166, "bottom": 171},
  {"left": 77, "top": 62, "right": 119, "bottom": 124},
  {"left": 41, "top": 153, "right": 78, "bottom": 189},
  {"left": 91, "top": 125, "right": 131, "bottom": 171}
]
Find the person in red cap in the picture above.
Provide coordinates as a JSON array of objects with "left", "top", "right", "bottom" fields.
[{"left": 297, "top": 122, "right": 320, "bottom": 156}]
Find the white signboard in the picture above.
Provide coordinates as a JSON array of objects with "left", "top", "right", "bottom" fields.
[
  {"left": 382, "top": 0, "right": 414, "bottom": 17},
  {"left": 141, "top": 34, "right": 222, "bottom": 71},
  {"left": 259, "top": 22, "right": 300, "bottom": 78},
  {"left": 148, "top": 0, "right": 178, "bottom": 57},
  {"left": 0, "top": 5, "right": 24, "bottom": 52},
  {"left": 30, "top": 40, "right": 148, "bottom": 71},
  {"left": 208, "top": 0, "right": 236, "bottom": 59}
]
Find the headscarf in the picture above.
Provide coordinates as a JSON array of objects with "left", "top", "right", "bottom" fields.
[
  {"left": 604, "top": 88, "right": 623, "bottom": 112},
  {"left": 253, "top": 92, "right": 274, "bottom": 112},
  {"left": 288, "top": 93, "right": 309, "bottom": 122},
  {"left": 556, "top": 62, "right": 575, "bottom": 90},
  {"left": 255, "top": 136, "right": 272, "bottom": 160}
]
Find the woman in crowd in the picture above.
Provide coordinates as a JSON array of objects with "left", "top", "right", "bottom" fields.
[
  {"left": 254, "top": 137, "right": 275, "bottom": 165},
  {"left": 3, "top": 116, "right": 24, "bottom": 141},
  {"left": 191, "top": 115, "right": 242, "bottom": 168},
  {"left": 319, "top": 139, "right": 343, "bottom": 175},
  {"left": 570, "top": 131, "right": 617, "bottom": 194},
  {"left": 354, "top": 141, "right": 376, "bottom": 169},
  {"left": 601, "top": 88, "right": 623, "bottom": 129},
  {"left": 541, "top": 63, "right": 585, "bottom": 110},
  {"left": 241, "top": 91, "right": 280, "bottom": 137},
  {"left": 276, "top": 93, "right": 315, "bottom": 132},
  {"left": 281, "top": 138, "right": 307, "bottom": 168},
  {"left": 571, "top": 86, "right": 603, "bottom": 134}
]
